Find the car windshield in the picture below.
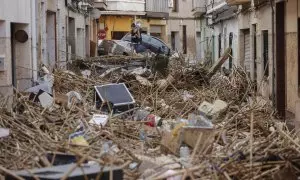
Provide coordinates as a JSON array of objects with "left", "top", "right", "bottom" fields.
[{"left": 121, "top": 33, "right": 131, "bottom": 41}]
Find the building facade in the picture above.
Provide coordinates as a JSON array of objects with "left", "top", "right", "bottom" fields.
[
  {"left": 275, "top": 0, "right": 299, "bottom": 117},
  {"left": 168, "top": 0, "right": 198, "bottom": 59},
  {"left": 38, "top": 0, "right": 95, "bottom": 70},
  {"left": 196, "top": 0, "right": 273, "bottom": 100},
  {"left": 0, "top": 0, "right": 36, "bottom": 94},
  {"left": 0, "top": 0, "right": 96, "bottom": 96},
  {"left": 95, "top": 0, "right": 169, "bottom": 42}
]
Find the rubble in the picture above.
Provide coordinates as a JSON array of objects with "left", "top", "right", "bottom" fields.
[
  {"left": 0, "top": 128, "right": 9, "bottom": 138},
  {"left": 0, "top": 55, "right": 300, "bottom": 180}
]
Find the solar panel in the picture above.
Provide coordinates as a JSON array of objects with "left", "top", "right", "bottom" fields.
[{"left": 94, "top": 83, "right": 135, "bottom": 113}]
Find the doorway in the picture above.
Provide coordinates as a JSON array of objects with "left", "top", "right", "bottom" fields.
[
  {"left": 85, "top": 25, "right": 90, "bottom": 57},
  {"left": 252, "top": 24, "right": 257, "bottom": 82},
  {"left": 182, "top": 25, "right": 187, "bottom": 54},
  {"left": 196, "top": 32, "right": 201, "bottom": 60},
  {"left": 76, "top": 28, "right": 85, "bottom": 58},
  {"left": 68, "top": 17, "right": 75, "bottom": 59},
  {"left": 46, "top": 11, "right": 56, "bottom": 68},
  {"left": 275, "top": 1, "right": 285, "bottom": 117},
  {"left": 10, "top": 23, "right": 31, "bottom": 90},
  {"left": 229, "top": 32, "right": 233, "bottom": 69},
  {"left": 262, "top": 30, "right": 269, "bottom": 77}
]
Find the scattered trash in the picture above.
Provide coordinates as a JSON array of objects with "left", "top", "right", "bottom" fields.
[
  {"left": 134, "top": 109, "right": 150, "bottom": 121},
  {"left": 198, "top": 101, "right": 214, "bottom": 118},
  {"left": 139, "top": 128, "right": 147, "bottom": 141},
  {"left": 1, "top": 55, "right": 297, "bottom": 180},
  {"left": 101, "top": 141, "right": 111, "bottom": 156},
  {"left": 157, "top": 75, "right": 175, "bottom": 90},
  {"left": 38, "top": 92, "right": 54, "bottom": 108},
  {"left": 145, "top": 114, "right": 161, "bottom": 127},
  {"left": 198, "top": 99, "right": 228, "bottom": 121},
  {"left": 188, "top": 113, "right": 213, "bottom": 128},
  {"left": 136, "top": 75, "right": 152, "bottom": 87},
  {"left": 0, "top": 128, "right": 9, "bottom": 138},
  {"left": 6, "top": 163, "right": 123, "bottom": 180},
  {"left": 182, "top": 90, "right": 194, "bottom": 102},
  {"left": 211, "top": 99, "right": 228, "bottom": 117},
  {"left": 179, "top": 146, "right": 190, "bottom": 167},
  {"left": 100, "top": 67, "right": 122, "bottom": 78},
  {"left": 162, "top": 170, "right": 182, "bottom": 180},
  {"left": 129, "top": 162, "right": 139, "bottom": 170},
  {"left": 128, "top": 67, "right": 150, "bottom": 76},
  {"left": 81, "top": 69, "right": 91, "bottom": 78},
  {"left": 66, "top": 91, "right": 82, "bottom": 107},
  {"left": 46, "top": 153, "right": 82, "bottom": 166},
  {"left": 89, "top": 114, "right": 109, "bottom": 126},
  {"left": 69, "top": 131, "right": 89, "bottom": 147}
]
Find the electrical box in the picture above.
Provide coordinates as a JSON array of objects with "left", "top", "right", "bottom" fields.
[{"left": 0, "top": 55, "right": 5, "bottom": 71}]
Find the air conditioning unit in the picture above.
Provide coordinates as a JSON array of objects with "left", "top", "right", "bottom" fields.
[
  {"left": 65, "top": 0, "right": 72, "bottom": 6},
  {"left": 168, "top": 0, "right": 174, "bottom": 8}
]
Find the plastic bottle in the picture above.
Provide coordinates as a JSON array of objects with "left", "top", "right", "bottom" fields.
[{"left": 180, "top": 146, "right": 190, "bottom": 159}]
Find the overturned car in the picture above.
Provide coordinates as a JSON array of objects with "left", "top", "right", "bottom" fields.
[{"left": 98, "top": 33, "right": 172, "bottom": 56}]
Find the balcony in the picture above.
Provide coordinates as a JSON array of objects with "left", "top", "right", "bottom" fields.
[
  {"left": 226, "top": 0, "right": 250, "bottom": 5},
  {"left": 94, "top": 0, "right": 107, "bottom": 10},
  {"left": 192, "top": 0, "right": 206, "bottom": 17},
  {"left": 94, "top": 0, "right": 145, "bottom": 14},
  {"left": 145, "top": 0, "right": 169, "bottom": 18}
]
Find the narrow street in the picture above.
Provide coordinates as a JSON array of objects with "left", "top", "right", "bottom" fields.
[{"left": 0, "top": 0, "right": 300, "bottom": 180}]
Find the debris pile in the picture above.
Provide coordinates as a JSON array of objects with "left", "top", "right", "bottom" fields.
[{"left": 0, "top": 55, "right": 300, "bottom": 180}]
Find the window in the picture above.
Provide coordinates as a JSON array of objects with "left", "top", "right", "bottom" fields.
[
  {"left": 218, "top": 33, "right": 222, "bottom": 58},
  {"left": 253, "top": 24, "right": 257, "bottom": 82},
  {"left": 172, "top": 0, "right": 178, "bottom": 12},
  {"left": 182, "top": 25, "right": 187, "bottom": 54},
  {"left": 262, "top": 30, "right": 269, "bottom": 77},
  {"left": 111, "top": 31, "right": 127, "bottom": 40},
  {"left": 229, "top": 32, "right": 233, "bottom": 69}
]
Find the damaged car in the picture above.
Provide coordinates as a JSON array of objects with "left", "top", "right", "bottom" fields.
[{"left": 98, "top": 33, "right": 172, "bottom": 56}]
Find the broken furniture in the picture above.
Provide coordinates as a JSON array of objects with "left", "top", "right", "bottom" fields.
[
  {"left": 161, "top": 126, "right": 215, "bottom": 155},
  {"left": 45, "top": 153, "right": 84, "bottom": 166},
  {"left": 94, "top": 83, "right": 135, "bottom": 113},
  {"left": 6, "top": 163, "right": 123, "bottom": 180}
]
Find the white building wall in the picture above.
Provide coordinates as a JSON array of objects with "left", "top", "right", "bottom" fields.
[
  {"left": 168, "top": 0, "right": 197, "bottom": 60},
  {"left": 197, "top": 17, "right": 213, "bottom": 62},
  {"left": 211, "top": 17, "right": 239, "bottom": 68},
  {"left": 238, "top": 5, "right": 273, "bottom": 98},
  {"left": 0, "top": 0, "right": 34, "bottom": 94},
  {"left": 105, "top": 0, "right": 145, "bottom": 11},
  {"left": 56, "top": 0, "right": 87, "bottom": 67}
]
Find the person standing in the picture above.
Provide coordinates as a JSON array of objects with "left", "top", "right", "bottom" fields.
[{"left": 131, "top": 23, "right": 142, "bottom": 53}]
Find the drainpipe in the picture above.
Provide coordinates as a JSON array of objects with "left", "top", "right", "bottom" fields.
[
  {"left": 31, "top": 0, "right": 38, "bottom": 83},
  {"left": 66, "top": 5, "right": 69, "bottom": 62},
  {"left": 251, "top": 0, "right": 255, "bottom": 7},
  {"left": 270, "top": 0, "right": 275, "bottom": 108}
]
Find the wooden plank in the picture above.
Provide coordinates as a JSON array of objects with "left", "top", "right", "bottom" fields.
[
  {"left": 208, "top": 47, "right": 231, "bottom": 77},
  {"left": 182, "top": 127, "right": 215, "bottom": 152}
]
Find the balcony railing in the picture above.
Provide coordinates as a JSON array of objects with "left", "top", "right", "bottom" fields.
[
  {"left": 94, "top": 0, "right": 107, "bottom": 10},
  {"left": 146, "top": 0, "right": 169, "bottom": 18},
  {"left": 226, "top": 0, "right": 251, "bottom": 5},
  {"left": 192, "top": 0, "right": 205, "bottom": 17}
]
